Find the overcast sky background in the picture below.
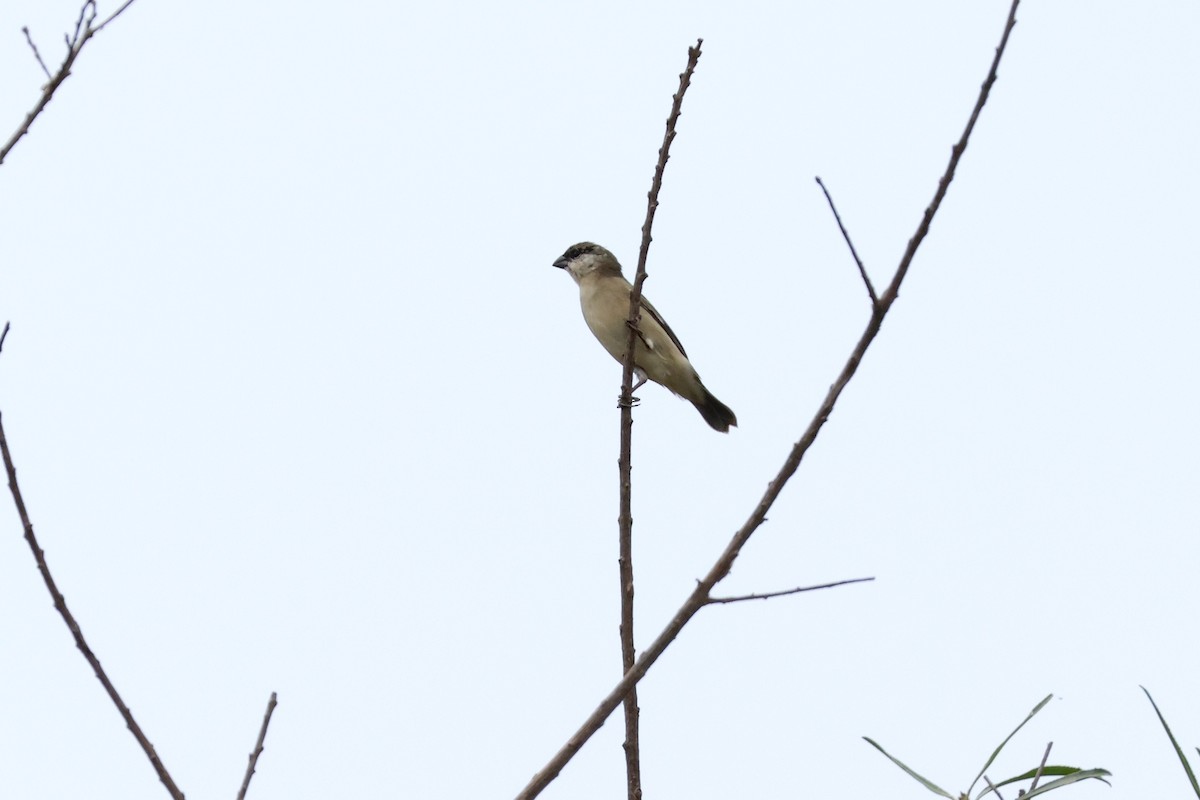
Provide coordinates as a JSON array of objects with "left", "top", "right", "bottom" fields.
[{"left": 2, "top": 1, "right": 1198, "bottom": 798}]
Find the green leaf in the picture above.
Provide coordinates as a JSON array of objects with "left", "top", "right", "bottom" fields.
[
  {"left": 1141, "top": 686, "right": 1200, "bottom": 798},
  {"left": 967, "top": 694, "right": 1054, "bottom": 796},
  {"left": 1012, "top": 769, "right": 1112, "bottom": 798},
  {"left": 988, "top": 765, "right": 1091, "bottom": 788},
  {"left": 863, "top": 737, "right": 956, "bottom": 798},
  {"left": 976, "top": 767, "right": 1112, "bottom": 799}
]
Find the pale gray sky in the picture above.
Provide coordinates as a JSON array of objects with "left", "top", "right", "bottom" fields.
[{"left": 2, "top": 1, "right": 1198, "bottom": 798}]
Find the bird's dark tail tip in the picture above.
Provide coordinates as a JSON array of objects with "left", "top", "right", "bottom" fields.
[{"left": 696, "top": 390, "right": 737, "bottom": 433}]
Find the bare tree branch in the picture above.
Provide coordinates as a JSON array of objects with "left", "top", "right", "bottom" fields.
[
  {"left": 613, "top": 37, "right": 704, "bottom": 800},
  {"left": 1, "top": 0, "right": 140, "bottom": 167},
  {"left": 815, "top": 176, "right": 877, "bottom": 305},
  {"left": 22, "top": 27, "right": 52, "bottom": 80},
  {"left": 236, "top": 692, "right": 279, "bottom": 800},
  {"left": 94, "top": 0, "right": 138, "bottom": 34},
  {"left": 0, "top": 322, "right": 10, "bottom": 353},
  {"left": 877, "top": 0, "right": 1019, "bottom": 310},
  {"left": 516, "top": 2, "right": 1020, "bottom": 796},
  {"left": 3, "top": 6, "right": 174, "bottom": 791},
  {"left": 706, "top": 577, "right": 874, "bottom": 605},
  {"left": 69, "top": 1, "right": 94, "bottom": 48},
  {"left": 0, "top": 412, "right": 184, "bottom": 798}
]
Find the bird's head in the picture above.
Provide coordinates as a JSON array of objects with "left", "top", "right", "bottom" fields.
[{"left": 553, "top": 242, "right": 622, "bottom": 284}]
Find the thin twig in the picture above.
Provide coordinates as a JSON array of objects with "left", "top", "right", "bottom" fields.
[
  {"left": 707, "top": 576, "right": 874, "bottom": 605},
  {"left": 985, "top": 775, "right": 1004, "bottom": 800},
  {"left": 1, "top": 0, "right": 140, "bottom": 166},
  {"left": 614, "top": 38, "right": 704, "bottom": 800},
  {"left": 94, "top": 0, "right": 138, "bottom": 34},
  {"left": 0, "top": 413, "right": 184, "bottom": 799},
  {"left": 236, "top": 692, "right": 279, "bottom": 800},
  {"left": 516, "top": 3, "right": 1018, "bottom": 796},
  {"left": 0, "top": 322, "right": 10, "bottom": 353},
  {"left": 815, "top": 176, "right": 877, "bottom": 305},
  {"left": 69, "top": 1, "right": 97, "bottom": 50},
  {"left": 22, "top": 28, "right": 52, "bottom": 81},
  {"left": 1029, "top": 741, "right": 1053, "bottom": 793}
]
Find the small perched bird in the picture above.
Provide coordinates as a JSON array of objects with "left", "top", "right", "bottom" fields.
[{"left": 553, "top": 242, "right": 737, "bottom": 432}]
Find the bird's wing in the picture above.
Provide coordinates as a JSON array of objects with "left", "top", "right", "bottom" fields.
[{"left": 639, "top": 295, "right": 688, "bottom": 359}]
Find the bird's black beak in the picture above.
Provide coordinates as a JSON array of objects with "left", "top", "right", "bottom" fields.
[{"left": 552, "top": 257, "right": 568, "bottom": 269}]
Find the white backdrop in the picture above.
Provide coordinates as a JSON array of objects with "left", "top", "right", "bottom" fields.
[{"left": 1, "top": 1, "right": 1197, "bottom": 798}]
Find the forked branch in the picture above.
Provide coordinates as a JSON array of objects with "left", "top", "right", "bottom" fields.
[{"left": 1, "top": 1, "right": 139, "bottom": 166}]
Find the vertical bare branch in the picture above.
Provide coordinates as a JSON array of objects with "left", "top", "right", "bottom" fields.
[
  {"left": 516, "top": 2, "right": 1020, "bottom": 796},
  {"left": 614, "top": 38, "right": 704, "bottom": 800},
  {"left": 0, "top": 411, "right": 185, "bottom": 799},
  {"left": 1, "top": 1, "right": 140, "bottom": 166},
  {"left": 236, "top": 692, "right": 279, "bottom": 800}
]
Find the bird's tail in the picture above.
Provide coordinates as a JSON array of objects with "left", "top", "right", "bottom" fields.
[{"left": 693, "top": 387, "right": 737, "bottom": 433}]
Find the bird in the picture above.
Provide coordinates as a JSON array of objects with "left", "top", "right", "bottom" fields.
[{"left": 553, "top": 242, "right": 737, "bottom": 433}]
